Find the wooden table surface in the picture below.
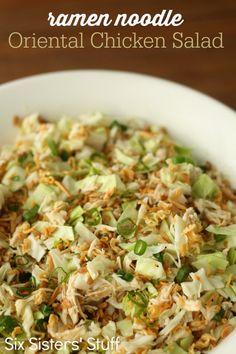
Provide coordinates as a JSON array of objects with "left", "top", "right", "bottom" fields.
[{"left": 0, "top": 0, "right": 235, "bottom": 108}]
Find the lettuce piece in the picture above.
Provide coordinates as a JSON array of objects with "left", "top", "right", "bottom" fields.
[
  {"left": 44, "top": 225, "right": 74, "bottom": 249},
  {"left": 74, "top": 221, "right": 97, "bottom": 243},
  {"left": 160, "top": 219, "right": 174, "bottom": 242},
  {"left": 116, "top": 319, "right": 133, "bottom": 337},
  {"left": 159, "top": 309, "right": 186, "bottom": 336},
  {"left": 0, "top": 263, "right": 11, "bottom": 283},
  {"left": 27, "top": 234, "right": 46, "bottom": 261},
  {"left": 135, "top": 257, "right": 166, "bottom": 280},
  {"left": 98, "top": 174, "right": 125, "bottom": 193},
  {"left": 2, "top": 165, "right": 26, "bottom": 192},
  {"left": 101, "top": 321, "right": 116, "bottom": 339},
  {"left": 32, "top": 265, "right": 45, "bottom": 286},
  {"left": 25, "top": 183, "right": 57, "bottom": 209},
  {"left": 168, "top": 343, "right": 188, "bottom": 354},
  {"left": 120, "top": 334, "right": 155, "bottom": 353},
  {"left": 87, "top": 255, "right": 114, "bottom": 280},
  {"left": 118, "top": 201, "right": 138, "bottom": 224},
  {"left": 207, "top": 224, "right": 236, "bottom": 248},
  {"left": 76, "top": 174, "right": 125, "bottom": 194},
  {"left": 49, "top": 249, "right": 74, "bottom": 282},
  {"left": 179, "top": 335, "right": 194, "bottom": 351},
  {"left": 192, "top": 174, "right": 218, "bottom": 199},
  {"left": 62, "top": 176, "right": 78, "bottom": 196},
  {"left": 114, "top": 148, "right": 137, "bottom": 166},
  {"left": 181, "top": 268, "right": 224, "bottom": 298},
  {"left": 218, "top": 286, "right": 236, "bottom": 301},
  {"left": 57, "top": 116, "right": 72, "bottom": 134},
  {"left": 15, "top": 300, "right": 34, "bottom": 338},
  {"left": 192, "top": 252, "right": 228, "bottom": 273},
  {"left": 69, "top": 205, "right": 84, "bottom": 223}
]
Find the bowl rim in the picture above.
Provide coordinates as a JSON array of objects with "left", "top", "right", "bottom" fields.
[{"left": 0, "top": 68, "right": 235, "bottom": 113}]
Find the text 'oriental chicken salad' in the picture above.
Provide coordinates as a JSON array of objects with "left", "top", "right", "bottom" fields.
[{"left": 0, "top": 113, "right": 236, "bottom": 354}]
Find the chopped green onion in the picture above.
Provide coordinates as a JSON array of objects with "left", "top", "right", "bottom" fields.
[
  {"left": 54, "top": 267, "right": 70, "bottom": 283},
  {"left": 215, "top": 234, "right": 227, "bottom": 242},
  {"left": 14, "top": 255, "right": 30, "bottom": 266},
  {"left": 11, "top": 175, "right": 20, "bottom": 181},
  {"left": 117, "top": 217, "right": 137, "bottom": 238},
  {"left": 136, "top": 159, "right": 150, "bottom": 173},
  {"left": 84, "top": 208, "right": 102, "bottom": 226},
  {"left": 40, "top": 304, "right": 52, "bottom": 318},
  {"left": 8, "top": 203, "right": 20, "bottom": 212},
  {"left": 36, "top": 318, "right": 47, "bottom": 331},
  {"left": 174, "top": 145, "right": 192, "bottom": 156},
  {"left": 110, "top": 120, "right": 128, "bottom": 131},
  {"left": 18, "top": 151, "right": 33, "bottom": 165},
  {"left": 228, "top": 248, "right": 236, "bottom": 265},
  {"left": 134, "top": 240, "right": 147, "bottom": 255},
  {"left": 59, "top": 149, "right": 70, "bottom": 161},
  {"left": 175, "top": 264, "right": 192, "bottom": 284},
  {"left": 172, "top": 156, "right": 195, "bottom": 165},
  {"left": 154, "top": 252, "right": 164, "bottom": 263},
  {"left": 0, "top": 315, "right": 19, "bottom": 334},
  {"left": 213, "top": 308, "right": 225, "bottom": 321},
  {"left": 23, "top": 204, "right": 39, "bottom": 221},
  {"left": 91, "top": 152, "right": 107, "bottom": 162},
  {"left": 116, "top": 269, "right": 134, "bottom": 282},
  {"left": 69, "top": 205, "right": 84, "bottom": 223},
  {"left": 127, "top": 290, "right": 148, "bottom": 307},
  {"left": 47, "top": 138, "right": 58, "bottom": 156}
]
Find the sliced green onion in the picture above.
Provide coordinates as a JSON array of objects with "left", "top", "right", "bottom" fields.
[
  {"left": 172, "top": 156, "right": 195, "bottom": 165},
  {"left": 16, "top": 287, "right": 32, "bottom": 298},
  {"left": 117, "top": 217, "right": 137, "bottom": 238},
  {"left": 18, "top": 151, "right": 33, "bottom": 165},
  {"left": 213, "top": 308, "right": 225, "bottom": 321},
  {"left": 228, "top": 248, "right": 236, "bottom": 265},
  {"left": 8, "top": 203, "right": 20, "bottom": 212},
  {"left": 36, "top": 319, "right": 47, "bottom": 331},
  {"left": 215, "top": 234, "right": 227, "bottom": 242},
  {"left": 110, "top": 120, "right": 128, "bottom": 131},
  {"left": 136, "top": 159, "right": 150, "bottom": 173},
  {"left": 127, "top": 291, "right": 148, "bottom": 307},
  {"left": 175, "top": 264, "right": 192, "bottom": 284},
  {"left": 59, "top": 149, "right": 70, "bottom": 161},
  {"left": 11, "top": 175, "right": 21, "bottom": 181},
  {"left": 54, "top": 267, "right": 70, "bottom": 283},
  {"left": 14, "top": 255, "right": 30, "bottom": 266},
  {"left": 0, "top": 316, "right": 20, "bottom": 334},
  {"left": 84, "top": 208, "right": 102, "bottom": 226},
  {"left": 40, "top": 304, "right": 52, "bottom": 318},
  {"left": 69, "top": 205, "right": 84, "bottom": 223},
  {"left": 174, "top": 145, "right": 192, "bottom": 156},
  {"left": 134, "top": 240, "right": 147, "bottom": 255},
  {"left": 47, "top": 138, "right": 58, "bottom": 156},
  {"left": 23, "top": 204, "right": 39, "bottom": 221},
  {"left": 154, "top": 252, "right": 164, "bottom": 263},
  {"left": 116, "top": 269, "right": 134, "bottom": 282}
]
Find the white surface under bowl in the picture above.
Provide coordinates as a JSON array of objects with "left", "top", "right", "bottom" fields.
[{"left": 0, "top": 70, "right": 236, "bottom": 353}]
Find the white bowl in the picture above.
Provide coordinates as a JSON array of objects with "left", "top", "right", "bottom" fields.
[{"left": 0, "top": 70, "right": 235, "bottom": 353}]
